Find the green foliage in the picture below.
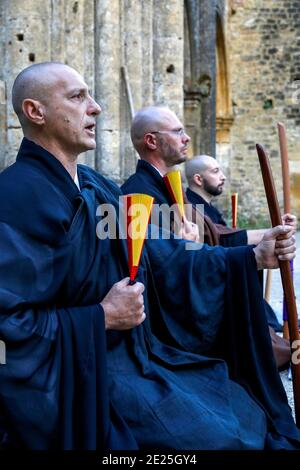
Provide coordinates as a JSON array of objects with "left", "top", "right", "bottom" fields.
[{"left": 223, "top": 211, "right": 271, "bottom": 229}]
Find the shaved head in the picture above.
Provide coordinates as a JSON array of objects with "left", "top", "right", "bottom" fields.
[
  {"left": 130, "top": 105, "right": 190, "bottom": 172},
  {"left": 11, "top": 62, "right": 100, "bottom": 164},
  {"left": 131, "top": 106, "right": 179, "bottom": 153},
  {"left": 185, "top": 154, "right": 226, "bottom": 199},
  {"left": 12, "top": 62, "right": 76, "bottom": 128},
  {"left": 185, "top": 155, "right": 216, "bottom": 183}
]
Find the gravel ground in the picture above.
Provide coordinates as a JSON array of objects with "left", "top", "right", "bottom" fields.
[{"left": 266, "top": 231, "right": 300, "bottom": 419}]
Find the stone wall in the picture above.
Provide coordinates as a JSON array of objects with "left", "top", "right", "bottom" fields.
[
  {"left": 225, "top": 0, "right": 300, "bottom": 222},
  {"left": 1, "top": 0, "right": 299, "bottom": 222},
  {"left": 0, "top": 0, "right": 184, "bottom": 183},
  {"left": 0, "top": 0, "right": 96, "bottom": 169}
]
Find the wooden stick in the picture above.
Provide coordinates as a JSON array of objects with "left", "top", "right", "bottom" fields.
[
  {"left": 121, "top": 65, "right": 135, "bottom": 121},
  {"left": 277, "top": 122, "right": 292, "bottom": 339},
  {"left": 231, "top": 193, "right": 238, "bottom": 229},
  {"left": 264, "top": 269, "right": 272, "bottom": 303},
  {"left": 278, "top": 122, "right": 291, "bottom": 213},
  {"left": 256, "top": 143, "right": 300, "bottom": 426}
]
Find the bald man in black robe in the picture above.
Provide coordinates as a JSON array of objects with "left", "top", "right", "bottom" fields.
[{"left": 0, "top": 66, "right": 299, "bottom": 451}]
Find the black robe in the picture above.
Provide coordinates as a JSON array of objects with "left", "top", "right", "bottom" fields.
[
  {"left": 186, "top": 187, "right": 228, "bottom": 225},
  {"left": 186, "top": 188, "right": 282, "bottom": 333},
  {"left": 0, "top": 138, "right": 137, "bottom": 450},
  {"left": 122, "top": 161, "right": 281, "bottom": 332},
  {"left": 122, "top": 160, "right": 248, "bottom": 247},
  {"left": 0, "top": 140, "right": 299, "bottom": 450},
  {"left": 122, "top": 160, "right": 174, "bottom": 206}
]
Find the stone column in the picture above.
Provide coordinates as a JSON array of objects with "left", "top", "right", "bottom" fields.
[
  {"left": 122, "top": 0, "right": 143, "bottom": 113},
  {"left": 51, "top": 0, "right": 66, "bottom": 63},
  {"left": 81, "top": 0, "right": 96, "bottom": 168},
  {"left": 51, "top": 0, "right": 95, "bottom": 167},
  {"left": 184, "top": 0, "right": 201, "bottom": 155},
  {"left": 141, "top": 0, "right": 153, "bottom": 107},
  {"left": 1, "top": 0, "right": 52, "bottom": 167},
  {"left": 198, "top": 0, "right": 216, "bottom": 157},
  {"left": 119, "top": 0, "right": 143, "bottom": 180},
  {"left": 153, "top": 0, "right": 184, "bottom": 119},
  {"left": 94, "top": 0, "right": 121, "bottom": 180},
  {"left": 0, "top": 80, "right": 7, "bottom": 171}
]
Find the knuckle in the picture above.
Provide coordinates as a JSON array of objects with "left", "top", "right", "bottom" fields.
[{"left": 137, "top": 282, "right": 145, "bottom": 293}]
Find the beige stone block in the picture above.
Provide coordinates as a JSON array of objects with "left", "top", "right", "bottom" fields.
[
  {"left": 153, "top": 0, "right": 183, "bottom": 38},
  {"left": 141, "top": 0, "right": 153, "bottom": 106},
  {"left": 78, "top": 149, "right": 95, "bottom": 168},
  {"left": 4, "top": 3, "right": 51, "bottom": 127},
  {"left": 96, "top": 129, "right": 120, "bottom": 181},
  {"left": 153, "top": 35, "right": 183, "bottom": 116},
  {"left": 95, "top": 0, "right": 120, "bottom": 131},
  {"left": 83, "top": 0, "right": 95, "bottom": 94},
  {"left": 6, "top": 127, "right": 23, "bottom": 167}
]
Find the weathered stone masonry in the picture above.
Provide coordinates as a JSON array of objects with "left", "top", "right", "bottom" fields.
[{"left": 0, "top": 0, "right": 299, "bottom": 219}]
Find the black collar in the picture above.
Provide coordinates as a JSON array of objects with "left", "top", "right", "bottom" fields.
[{"left": 17, "top": 137, "right": 80, "bottom": 201}]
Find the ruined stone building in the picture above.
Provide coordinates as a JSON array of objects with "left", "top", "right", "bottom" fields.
[{"left": 0, "top": 0, "right": 299, "bottom": 221}]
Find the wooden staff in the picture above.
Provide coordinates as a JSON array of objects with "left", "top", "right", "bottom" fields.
[
  {"left": 256, "top": 143, "right": 300, "bottom": 426},
  {"left": 231, "top": 193, "right": 238, "bottom": 229},
  {"left": 278, "top": 122, "right": 292, "bottom": 339},
  {"left": 278, "top": 122, "right": 291, "bottom": 213}
]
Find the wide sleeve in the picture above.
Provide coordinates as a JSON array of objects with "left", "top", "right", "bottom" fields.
[
  {"left": 0, "top": 221, "right": 129, "bottom": 450},
  {"left": 142, "top": 235, "right": 228, "bottom": 354}
]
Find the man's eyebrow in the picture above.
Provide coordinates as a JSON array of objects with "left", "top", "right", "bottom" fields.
[{"left": 68, "top": 87, "right": 88, "bottom": 94}]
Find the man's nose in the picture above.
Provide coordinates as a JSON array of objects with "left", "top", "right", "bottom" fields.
[
  {"left": 88, "top": 97, "right": 102, "bottom": 115},
  {"left": 183, "top": 131, "right": 191, "bottom": 143}
]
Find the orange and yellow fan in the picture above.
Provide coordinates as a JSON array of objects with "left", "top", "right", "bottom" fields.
[
  {"left": 124, "top": 194, "right": 154, "bottom": 284},
  {"left": 163, "top": 170, "right": 185, "bottom": 219},
  {"left": 231, "top": 193, "right": 238, "bottom": 229}
]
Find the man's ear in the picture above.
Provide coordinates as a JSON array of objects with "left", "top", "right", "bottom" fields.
[
  {"left": 22, "top": 99, "right": 45, "bottom": 126},
  {"left": 144, "top": 133, "right": 157, "bottom": 150},
  {"left": 193, "top": 173, "right": 202, "bottom": 187}
]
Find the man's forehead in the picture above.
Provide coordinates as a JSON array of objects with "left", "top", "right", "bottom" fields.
[
  {"left": 207, "top": 160, "right": 220, "bottom": 171},
  {"left": 51, "top": 68, "right": 87, "bottom": 90},
  {"left": 161, "top": 110, "right": 182, "bottom": 127}
]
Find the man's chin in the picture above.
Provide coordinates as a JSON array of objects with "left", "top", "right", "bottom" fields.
[
  {"left": 81, "top": 139, "right": 96, "bottom": 152},
  {"left": 178, "top": 155, "right": 187, "bottom": 164}
]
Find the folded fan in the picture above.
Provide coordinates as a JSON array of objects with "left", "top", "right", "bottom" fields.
[
  {"left": 124, "top": 193, "right": 154, "bottom": 282},
  {"left": 163, "top": 170, "right": 185, "bottom": 219}
]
